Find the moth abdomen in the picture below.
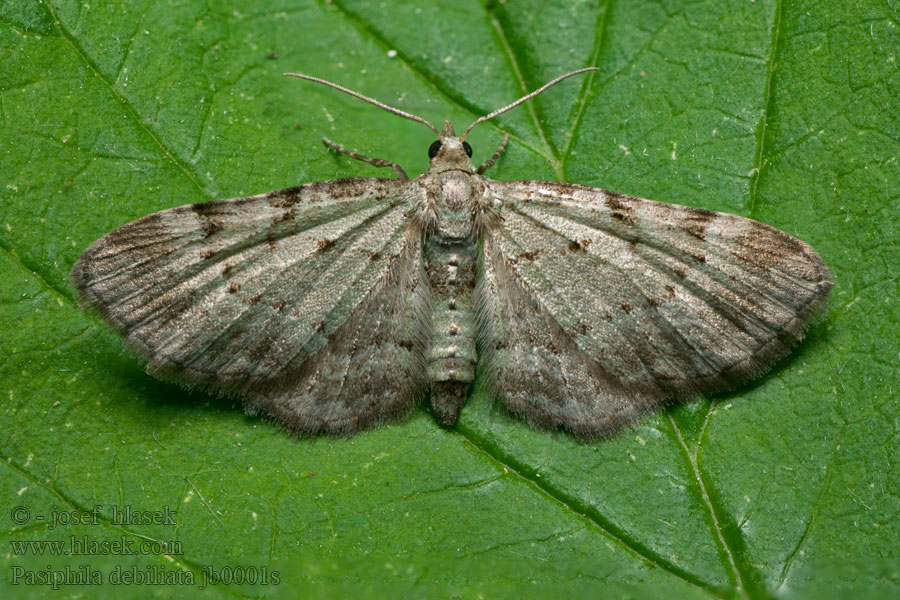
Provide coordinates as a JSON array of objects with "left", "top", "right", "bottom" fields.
[{"left": 424, "top": 239, "right": 478, "bottom": 424}]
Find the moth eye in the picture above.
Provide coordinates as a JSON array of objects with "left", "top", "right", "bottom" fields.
[
  {"left": 428, "top": 140, "right": 442, "bottom": 159},
  {"left": 462, "top": 141, "right": 473, "bottom": 158}
]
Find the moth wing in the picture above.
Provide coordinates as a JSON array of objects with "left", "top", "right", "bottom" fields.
[
  {"left": 477, "top": 179, "right": 832, "bottom": 438},
  {"left": 72, "top": 177, "right": 428, "bottom": 435}
]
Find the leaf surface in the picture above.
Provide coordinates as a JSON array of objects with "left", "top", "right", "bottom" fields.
[{"left": 1, "top": 1, "right": 898, "bottom": 597}]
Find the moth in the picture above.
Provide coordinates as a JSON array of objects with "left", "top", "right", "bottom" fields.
[{"left": 71, "top": 68, "right": 833, "bottom": 439}]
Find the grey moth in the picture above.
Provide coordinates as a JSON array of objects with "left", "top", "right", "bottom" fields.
[{"left": 71, "top": 68, "right": 832, "bottom": 439}]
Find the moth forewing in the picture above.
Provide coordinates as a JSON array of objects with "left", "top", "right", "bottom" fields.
[
  {"left": 71, "top": 179, "right": 428, "bottom": 435},
  {"left": 71, "top": 68, "right": 832, "bottom": 439},
  {"left": 476, "top": 180, "right": 832, "bottom": 438}
]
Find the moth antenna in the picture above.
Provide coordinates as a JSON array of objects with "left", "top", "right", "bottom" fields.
[
  {"left": 285, "top": 73, "right": 441, "bottom": 136},
  {"left": 460, "top": 67, "right": 600, "bottom": 141}
]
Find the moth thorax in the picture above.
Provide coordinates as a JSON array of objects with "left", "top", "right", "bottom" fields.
[{"left": 434, "top": 171, "right": 478, "bottom": 240}]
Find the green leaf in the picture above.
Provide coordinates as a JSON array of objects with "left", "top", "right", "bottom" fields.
[{"left": 2, "top": 0, "right": 898, "bottom": 598}]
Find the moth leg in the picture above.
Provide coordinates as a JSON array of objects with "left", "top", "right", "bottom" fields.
[
  {"left": 322, "top": 136, "right": 409, "bottom": 181},
  {"left": 476, "top": 133, "right": 510, "bottom": 174}
]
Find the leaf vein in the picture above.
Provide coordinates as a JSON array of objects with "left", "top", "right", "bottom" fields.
[{"left": 748, "top": 0, "right": 784, "bottom": 219}]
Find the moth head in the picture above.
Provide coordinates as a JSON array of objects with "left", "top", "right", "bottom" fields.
[{"left": 426, "top": 121, "right": 475, "bottom": 173}]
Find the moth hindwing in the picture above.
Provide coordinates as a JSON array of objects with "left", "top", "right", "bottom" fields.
[{"left": 71, "top": 69, "right": 832, "bottom": 439}]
